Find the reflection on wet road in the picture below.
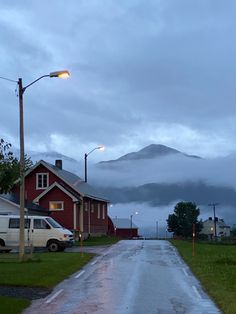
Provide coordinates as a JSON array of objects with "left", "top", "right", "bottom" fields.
[{"left": 23, "top": 240, "right": 221, "bottom": 314}]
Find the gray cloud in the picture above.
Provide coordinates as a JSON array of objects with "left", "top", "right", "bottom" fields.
[{"left": 1, "top": 1, "right": 236, "bottom": 160}]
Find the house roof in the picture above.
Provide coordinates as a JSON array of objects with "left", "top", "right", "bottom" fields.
[
  {"left": 111, "top": 218, "right": 138, "bottom": 229},
  {"left": 0, "top": 193, "right": 49, "bottom": 214},
  {"left": 33, "top": 182, "right": 80, "bottom": 203},
  {"left": 26, "top": 160, "right": 109, "bottom": 202},
  {"left": 203, "top": 218, "right": 230, "bottom": 228}
]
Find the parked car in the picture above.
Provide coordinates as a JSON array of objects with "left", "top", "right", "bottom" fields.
[{"left": 0, "top": 214, "right": 74, "bottom": 252}]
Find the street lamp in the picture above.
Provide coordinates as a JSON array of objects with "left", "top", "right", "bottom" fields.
[
  {"left": 130, "top": 211, "right": 138, "bottom": 239},
  {"left": 18, "top": 70, "right": 70, "bottom": 260},
  {"left": 84, "top": 145, "right": 104, "bottom": 183},
  {"left": 156, "top": 220, "right": 158, "bottom": 239}
]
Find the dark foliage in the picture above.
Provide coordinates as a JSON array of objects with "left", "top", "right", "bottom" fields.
[
  {"left": 167, "top": 201, "right": 203, "bottom": 238},
  {"left": 0, "top": 139, "right": 33, "bottom": 193}
]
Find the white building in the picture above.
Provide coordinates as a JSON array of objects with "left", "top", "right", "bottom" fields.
[{"left": 201, "top": 217, "right": 231, "bottom": 239}]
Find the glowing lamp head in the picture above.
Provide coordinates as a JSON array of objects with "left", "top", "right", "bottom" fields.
[
  {"left": 49, "top": 70, "right": 70, "bottom": 78},
  {"left": 98, "top": 145, "right": 105, "bottom": 151}
]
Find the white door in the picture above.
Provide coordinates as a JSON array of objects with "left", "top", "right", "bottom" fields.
[{"left": 32, "top": 218, "right": 50, "bottom": 247}]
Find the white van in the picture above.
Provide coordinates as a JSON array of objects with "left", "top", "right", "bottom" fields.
[{"left": 0, "top": 214, "right": 74, "bottom": 252}]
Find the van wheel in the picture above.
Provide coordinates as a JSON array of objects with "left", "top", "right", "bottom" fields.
[
  {"left": 48, "top": 241, "right": 59, "bottom": 252},
  {"left": 0, "top": 239, "right": 5, "bottom": 247}
]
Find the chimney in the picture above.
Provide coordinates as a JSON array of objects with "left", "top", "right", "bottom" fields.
[
  {"left": 209, "top": 217, "right": 212, "bottom": 220},
  {"left": 55, "top": 159, "right": 62, "bottom": 170}
]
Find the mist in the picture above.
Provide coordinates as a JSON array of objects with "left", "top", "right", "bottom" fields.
[
  {"left": 108, "top": 201, "right": 235, "bottom": 237},
  {"left": 91, "top": 154, "right": 236, "bottom": 189}
]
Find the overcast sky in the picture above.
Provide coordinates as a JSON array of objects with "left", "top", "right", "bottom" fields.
[{"left": 1, "top": 1, "right": 236, "bottom": 162}]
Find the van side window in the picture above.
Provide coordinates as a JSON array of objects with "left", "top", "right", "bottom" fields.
[
  {"left": 9, "top": 218, "right": 19, "bottom": 229},
  {"left": 9, "top": 218, "right": 30, "bottom": 229},
  {"left": 34, "top": 219, "right": 50, "bottom": 229}
]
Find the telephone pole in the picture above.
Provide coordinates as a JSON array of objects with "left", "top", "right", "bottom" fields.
[{"left": 208, "top": 203, "right": 219, "bottom": 239}]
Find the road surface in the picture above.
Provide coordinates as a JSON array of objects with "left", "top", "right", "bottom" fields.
[{"left": 23, "top": 240, "right": 220, "bottom": 314}]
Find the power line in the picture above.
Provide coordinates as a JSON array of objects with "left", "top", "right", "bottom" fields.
[{"left": 0, "top": 76, "right": 18, "bottom": 83}]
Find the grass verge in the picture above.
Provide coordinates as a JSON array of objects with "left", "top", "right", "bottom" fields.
[
  {"left": 0, "top": 252, "right": 94, "bottom": 287},
  {"left": 0, "top": 252, "right": 94, "bottom": 313},
  {"left": 171, "top": 240, "right": 236, "bottom": 314},
  {"left": 0, "top": 296, "right": 30, "bottom": 314},
  {"left": 75, "top": 235, "right": 120, "bottom": 246}
]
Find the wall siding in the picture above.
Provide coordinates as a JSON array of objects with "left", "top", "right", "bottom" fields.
[
  {"left": 11, "top": 163, "right": 109, "bottom": 235},
  {"left": 39, "top": 186, "right": 74, "bottom": 230}
]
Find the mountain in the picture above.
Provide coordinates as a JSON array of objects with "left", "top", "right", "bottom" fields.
[
  {"left": 97, "top": 182, "right": 236, "bottom": 208},
  {"left": 11, "top": 144, "right": 236, "bottom": 224},
  {"left": 99, "top": 144, "right": 201, "bottom": 164}
]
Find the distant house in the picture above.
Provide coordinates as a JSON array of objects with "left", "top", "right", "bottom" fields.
[
  {"left": 201, "top": 217, "right": 231, "bottom": 239},
  {"left": 109, "top": 217, "right": 139, "bottom": 238},
  {"left": 10, "top": 159, "right": 109, "bottom": 238},
  {"left": 0, "top": 193, "right": 49, "bottom": 216}
]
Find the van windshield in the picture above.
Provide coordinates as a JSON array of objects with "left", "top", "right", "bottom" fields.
[{"left": 46, "top": 217, "right": 63, "bottom": 228}]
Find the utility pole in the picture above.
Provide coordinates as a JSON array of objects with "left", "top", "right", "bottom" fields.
[
  {"left": 130, "top": 214, "right": 133, "bottom": 239},
  {"left": 208, "top": 203, "right": 219, "bottom": 240},
  {"left": 18, "top": 78, "right": 25, "bottom": 261},
  {"left": 156, "top": 221, "right": 158, "bottom": 239}
]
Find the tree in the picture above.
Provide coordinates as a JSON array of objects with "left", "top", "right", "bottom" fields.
[
  {"left": 0, "top": 139, "right": 33, "bottom": 193},
  {"left": 167, "top": 201, "right": 203, "bottom": 238},
  {"left": 231, "top": 227, "right": 236, "bottom": 238}
]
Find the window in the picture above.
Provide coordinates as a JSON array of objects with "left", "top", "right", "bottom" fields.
[
  {"left": 84, "top": 202, "right": 88, "bottom": 212},
  {"left": 102, "top": 204, "right": 106, "bottom": 219},
  {"left": 46, "top": 217, "right": 62, "bottom": 228},
  {"left": 49, "top": 201, "right": 64, "bottom": 211},
  {"left": 97, "top": 203, "right": 101, "bottom": 219},
  {"left": 34, "top": 219, "right": 50, "bottom": 229},
  {"left": 9, "top": 218, "right": 30, "bottom": 229},
  {"left": 91, "top": 203, "right": 94, "bottom": 213},
  {"left": 36, "top": 173, "right": 49, "bottom": 189}
]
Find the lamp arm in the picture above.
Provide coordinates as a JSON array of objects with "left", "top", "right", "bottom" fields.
[
  {"left": 22, "top": 75, "right": 50, "bottom": 93},
  {"left": 86, "top": 147, "right": 100, "bottom": 156}
]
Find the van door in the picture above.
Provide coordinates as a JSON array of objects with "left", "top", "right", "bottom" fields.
[
  {"left": 7, "top": 218, "right": 31, "bottom": 246},
  {"left": 32, "top": 218, "right": 51, "bottom": 247}
]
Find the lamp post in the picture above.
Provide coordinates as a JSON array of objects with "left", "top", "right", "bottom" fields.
[
  {"left": 130, "top": 211, "right": 138, "bottom": 239},
  {"left": 156, "top": 220, "right": 158, "bottom": 239},
  {"left": 84, "top": 145, "right": 104, "bottom": 183},
  {"left": 18, "top": 70, "right": 70, "bottom": 260}
]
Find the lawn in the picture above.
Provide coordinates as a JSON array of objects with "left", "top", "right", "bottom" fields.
[
  {"left": 75, "top": 235, "right": 120, "bottom": 246},
  {"left": 0, "top": 252, "right": 94, "bottom": 313},
  {"left": 171, "top": 240, "right": 236, "bottom": 314},
  {"left": 0, "top": 252, "right": 94, "bottom": 288},
  {"left": 0, "top": 296, "right": 30, "bottom": 314}
]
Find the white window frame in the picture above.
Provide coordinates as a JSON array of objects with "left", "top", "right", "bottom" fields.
[
  {"left": 97, "top": 203, "right": 101, "bottom": 219},
  {"left": 36, "top": 173, "right": 49, "bottom": 190},
  {"left": 49, "top": 201, "right": 64, "bottom": 211},
  {"left": 102, "top": 204, "right": 106, "bottom": 219}
]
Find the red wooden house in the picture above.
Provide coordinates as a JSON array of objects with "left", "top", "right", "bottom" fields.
[{"left": 12, "top": 159, "right": 109, "bottom": 238}]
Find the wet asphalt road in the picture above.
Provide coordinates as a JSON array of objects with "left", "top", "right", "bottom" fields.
[{"left": 23, "top": 240, "right": 221, "bottom": 314}]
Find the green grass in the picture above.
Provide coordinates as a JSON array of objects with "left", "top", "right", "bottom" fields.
[
  {"left": 0, "top": 252, "right": 94, "bottom": 288},
  {"left": 0, "top": 296, "right": 30, "bottom": 314},
  {"left": 75, "top": 235, "right": 120, "bottom": 246},
  {"left": 171, "top": 240, "right": 236, "bottom": 314}
]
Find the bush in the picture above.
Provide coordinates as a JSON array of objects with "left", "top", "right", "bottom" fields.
[{"left": 197, "top": 233, "right": 209, "bottom": 241}]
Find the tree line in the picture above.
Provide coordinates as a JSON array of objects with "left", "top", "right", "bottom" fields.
[{"left": 0, "top": 138, "right": 32, "bottom": 193}]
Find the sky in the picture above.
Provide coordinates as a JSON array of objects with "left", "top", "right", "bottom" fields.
[{"left": 1, "top": 1, "right": 236, "bottom": 163}]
